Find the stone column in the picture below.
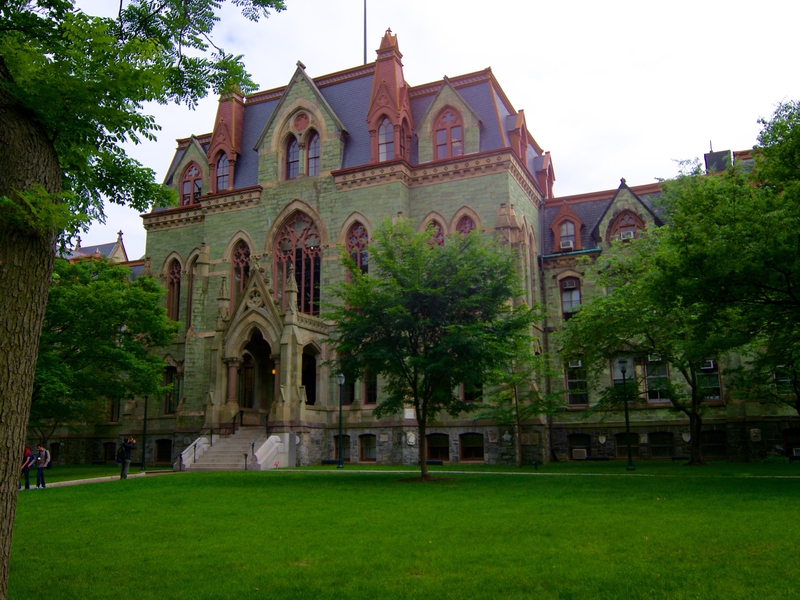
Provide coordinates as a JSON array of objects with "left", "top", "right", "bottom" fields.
[{"left": 224, "top": 357, "right": 241, "bottom": 404}]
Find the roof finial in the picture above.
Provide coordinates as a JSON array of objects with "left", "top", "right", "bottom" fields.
[
  {"left": 117, "top": 230, "right": 123, "bottom": 241},
  {"left": 296, "top": 60, "right": 306, "bottom": 70},
  {"left": 620, "top": 177, "right": 626, "bottom": 186}
]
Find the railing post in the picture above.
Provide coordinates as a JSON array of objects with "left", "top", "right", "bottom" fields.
[
  {"left": 244, "top": 453, "right": 248, "bottom": 470},
  {"left": 193, "top": 444, "right": 197, "bottom": 463}
]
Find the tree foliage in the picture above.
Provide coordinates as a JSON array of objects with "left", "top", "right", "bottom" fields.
[
  {"left": 30, "top": 258, "right": 178, "bottom": 441},
  {"left": 0, "top": 0, "right": 285, "bottom": 237},
  {"left": 327, "top": 219, "right": 536, "bottom": 478},
  {"left": 473, "top": 337, "right": 565, "bottom": 466}
]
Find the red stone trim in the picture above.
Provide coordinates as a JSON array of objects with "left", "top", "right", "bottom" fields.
[
  {"left": 548, "top": 182, "right": 662, "bottom": 207},
  {"left": 176, "top": 134, "right": 212, "bottom": 149},
  {"left": 141, "top": 186, "right": 262, "bottom": 232}
]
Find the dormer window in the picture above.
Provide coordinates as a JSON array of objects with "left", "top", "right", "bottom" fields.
[
  {"left": 216, "top": 153, "right": 229, "bottom": 191},
  {"left": 560, "top": 221, "right": 576, "bottom": 250},
  {"left": 378, "top": 118, "right": 394, "bottom": 161},
  {"left": 180, "top": 164, "right": 202, "bottom": 206},
  {"left": 435, "top": 109, "right": 463, "bottom": 159},
  {"left": 286, "top": 137, "right": 300, "bottom": 179},
  {"left": 307, "top": 132, "right": 320, "bottom": 176}
]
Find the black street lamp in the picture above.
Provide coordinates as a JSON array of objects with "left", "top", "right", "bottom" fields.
[
  {"left": 140, "top": 395, "right": 149, "bottom": 472},
  {"left": 617, "top": 359, "right": 635, "bottom": 472},
  {"left": 337, "top": 374, "right": 345, "bottom": 469}
]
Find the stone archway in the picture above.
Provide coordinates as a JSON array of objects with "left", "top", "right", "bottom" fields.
[{"left": 238, "top": 329, "right": 276, "bottom": 419}]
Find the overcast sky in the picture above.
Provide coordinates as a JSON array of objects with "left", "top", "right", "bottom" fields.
[{"left": 77, "top": 0, "right": 800, "bottom": 259}]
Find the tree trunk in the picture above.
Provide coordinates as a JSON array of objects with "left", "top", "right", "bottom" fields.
[
  {"left": 0, "top": 56, "right": 62, "bottom": 599},
  {"left": 418, "top": 419, "right": 428, "bottom": 479},
  {"left": 687, "top": 410, "right": 706, "bottom": 466},
  {"left": 513, "top": 385, "right": 523, "bottom": 467}
]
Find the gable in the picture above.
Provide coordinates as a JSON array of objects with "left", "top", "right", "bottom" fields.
[{"left": 415, "top": 78, "right": 481, "bottom": 163}]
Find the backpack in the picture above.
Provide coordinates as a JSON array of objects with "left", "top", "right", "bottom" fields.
[{"left": 116, "top": 445, "right": 125, "bottom": 463}]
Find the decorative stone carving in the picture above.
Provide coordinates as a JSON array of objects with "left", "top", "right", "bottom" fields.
[
  {"left": 406, "top": 431, "right": 416, "bottom": 446},
  {"left": 246, "top": 289, "right": 263, "bottom": 310}
]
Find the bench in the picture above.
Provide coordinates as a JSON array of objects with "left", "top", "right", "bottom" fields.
[
  {"left": 585, "top": 456, "right": 610, "bottom": 461},
  {"left": 321, "top": 459, "right": 340, "bottom": 465},
  {"left": 417, "top": 460, "right": 444, "bottom": 466},
  {"left": 671, "top": 455, "right": 689, "bottom": 462}
]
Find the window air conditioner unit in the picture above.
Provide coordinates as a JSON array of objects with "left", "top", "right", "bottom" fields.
[
  {"left": 560, "top": 239, "right": 574, "bottom": 250},
  {"left": 572, "top": 448, "right": 587, "bottom": 460},
  {"left": 568, "top": 360, "right": 583, "bottom": 369},
  {"left": 648, "top": 354, "right": 662, "bottom": 363},
  {"left": 563, "top": 279, "right": 577, "bottom": 289},
  {"left": 621, "top": 231, "right": 635, "bottom": 240},
  {"left": 793, "top": 447, "right": 800, "bottom": 457},
  {"left": 702, "top": 360, "right": 715, "bottom": 370}
]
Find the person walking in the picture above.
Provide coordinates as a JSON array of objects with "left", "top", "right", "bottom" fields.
[
  {"left": 19, "top": 445, "right": 33, "bottom": 490},
  {"left": 120, "top": 437, "right": 136, "bottom": 479},
  {"left": 33, "top": 443, "right": 50, "bottom": 489}
]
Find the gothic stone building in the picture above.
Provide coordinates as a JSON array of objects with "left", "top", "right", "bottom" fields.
[{"left": 49, "top": 31, "right": 799, "bottom": 466}]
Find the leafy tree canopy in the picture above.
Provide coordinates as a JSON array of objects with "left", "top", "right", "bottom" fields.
[
  {"left": 0, "top": 0, "right": 285, "bottom": 237},
  {"left": 30, "top": 258, "right": 178, "bottom": 440},
  {"left": 327, "top": 219, "right": 536, "bottom": 478}
]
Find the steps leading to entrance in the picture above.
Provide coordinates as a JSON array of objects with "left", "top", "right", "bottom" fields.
[{"left": 186, "top": 426, "right": 267, "bottom": 471}]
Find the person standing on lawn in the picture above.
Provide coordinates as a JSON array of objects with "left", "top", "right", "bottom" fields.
[
  {"left": 33, "top": 443, "right": 50, "bottom": 489},
  {"left": 120, "top": 437, "right": 136, "bottom": 480},
  {"left": 19, "top": 445, "right": 33, "bottom": 490}
]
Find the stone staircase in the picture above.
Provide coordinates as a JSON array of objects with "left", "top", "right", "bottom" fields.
[{"left": 187, "top": 426, "right": 268, "bottom": 471}]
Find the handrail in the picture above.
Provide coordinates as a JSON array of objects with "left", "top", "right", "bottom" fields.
[
  {"left": 248, "top": 414, "right": 270, "bottom": 468},
  {"left": 178, "top": 411, "right": 244, "bottom": 471}
]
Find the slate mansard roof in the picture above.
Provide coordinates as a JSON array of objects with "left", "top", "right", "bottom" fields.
[{"left": 162, "top": 50, "right": 548, "bottom": 195}]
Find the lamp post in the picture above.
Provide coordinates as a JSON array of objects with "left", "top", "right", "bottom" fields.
[
  {"left": 617, "top": 359, "right": 635, "bottom": 471},
  {"left": 140, "top": 395, "right": 149, "bottom": 472},
  {"left": 337, "top": 374, "right": 345, "bottom": 469}
]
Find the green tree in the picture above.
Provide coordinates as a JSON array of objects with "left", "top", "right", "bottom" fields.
[
  {"left": 646, "top": 101, "right": 800, "bottom": 418},
  {"left": 0, "top": 2, "right": 284, "bottom": 594},
  {"left": 327, "top": 219, "right": 536, "bottom": 479},
  {"left": 559, "top": 233, "right": 745, "bottom": 465},
  {"left": 30, "top": 258, "right": 178, "bottom": 442},
  {"left": 474, "top": 340, "right": 565, "bottom": 467}
]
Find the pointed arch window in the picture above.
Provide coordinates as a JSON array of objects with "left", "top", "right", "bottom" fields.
[
  {"left": 273, "top": 212, "right": 322, "bottom": 315},
  {"left": 456, "top": 215, "right": 476, "bottom": 235},
  {"left": 181, "top": 164, "right": 202, "bottom": 205},
  {"left": 611, "top": 212, "right": 644, "bottom": 241},
  {"left": 427, "top": 220, "right": 445, "bottom": 247},
  {"left": 216, "top": 153, "right": 229, "bottom": 191},
  {"left": 435, "top": 109, "right": 463, "bottom": 159},
  {"left": 378, "top": 118, "right": 394, "bottom": 161},
  {"left": 346, "top": 222, "right": 369, "bottom": 275},
  {"left": 231, "top": 241, "right": 250, "bottom": 310},
  {"left": 307, "top": 132, "right": 320, "bottom": 176},
  {"left": 399, "top": 120, "right": 408, "bottom": 158},
  {"left": 286, "top": 137, "right": 300, "bottom": 179},
  {"left": 167, "top": 259, "right": 181, "bottom": 321}
]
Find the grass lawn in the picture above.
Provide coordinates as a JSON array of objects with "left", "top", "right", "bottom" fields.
[{"left": 9, "top": 464, "right": 800, "bottom": 599}]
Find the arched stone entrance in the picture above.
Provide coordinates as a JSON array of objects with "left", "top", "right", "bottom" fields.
[{"left": 238, "top": 329, "right": 276, "bottom": 420}]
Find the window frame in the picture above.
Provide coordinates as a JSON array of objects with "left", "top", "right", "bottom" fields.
[
  {"left": 166, "top": 259, "right": 181, "bottom": 321},
  {"left": 346, "top": 222, "right": 369, "bottom": 276},
  {"left": 378, "top": 117, "right": 394, "bottom": 161},
  {"left": 610, "top": 211, "right": 645, "bottom": 241},
  {"left": 180, "top": 163, "right": 202, "bottom": 205},
  {"left": 360, "top": 434, "right": 377, "bottom": 462},
  {"left": 614, "top": 432, "right": 641, "bottom": 458},
  {"left": 286, "top": 137, "right": 300, "bottom": 179},
  {"left": 566, "top": 366, "right": 589, "bottom": 406},
  {"left": 459, "top": 433, "right": 485, "bottom": 462},
  {"left": 216, "top": 153, "right": 229, "bottom": 191},
  {"left": 434, "top": 108, "right": 464, "bottom": 160},
  {"left": 230, "top": 240, "right": 251, "bottom": 312},
  {"left": 427, "top": 434, "right": 450, "bottom": 461},
  {"left": 645, "top": 358, "right": 670, "bottom": 403},
  {"left": 273, "top": 212, "right": 322, "bottom": 316},
  {"left": 698, "top": 360, "right": 722, "bottom": 401},
  {"left": 560, "top": 277, "right": 581, "bottom": 320},
  {"left": 306, "top": 131, "right": 320, "bottom": 176}
]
